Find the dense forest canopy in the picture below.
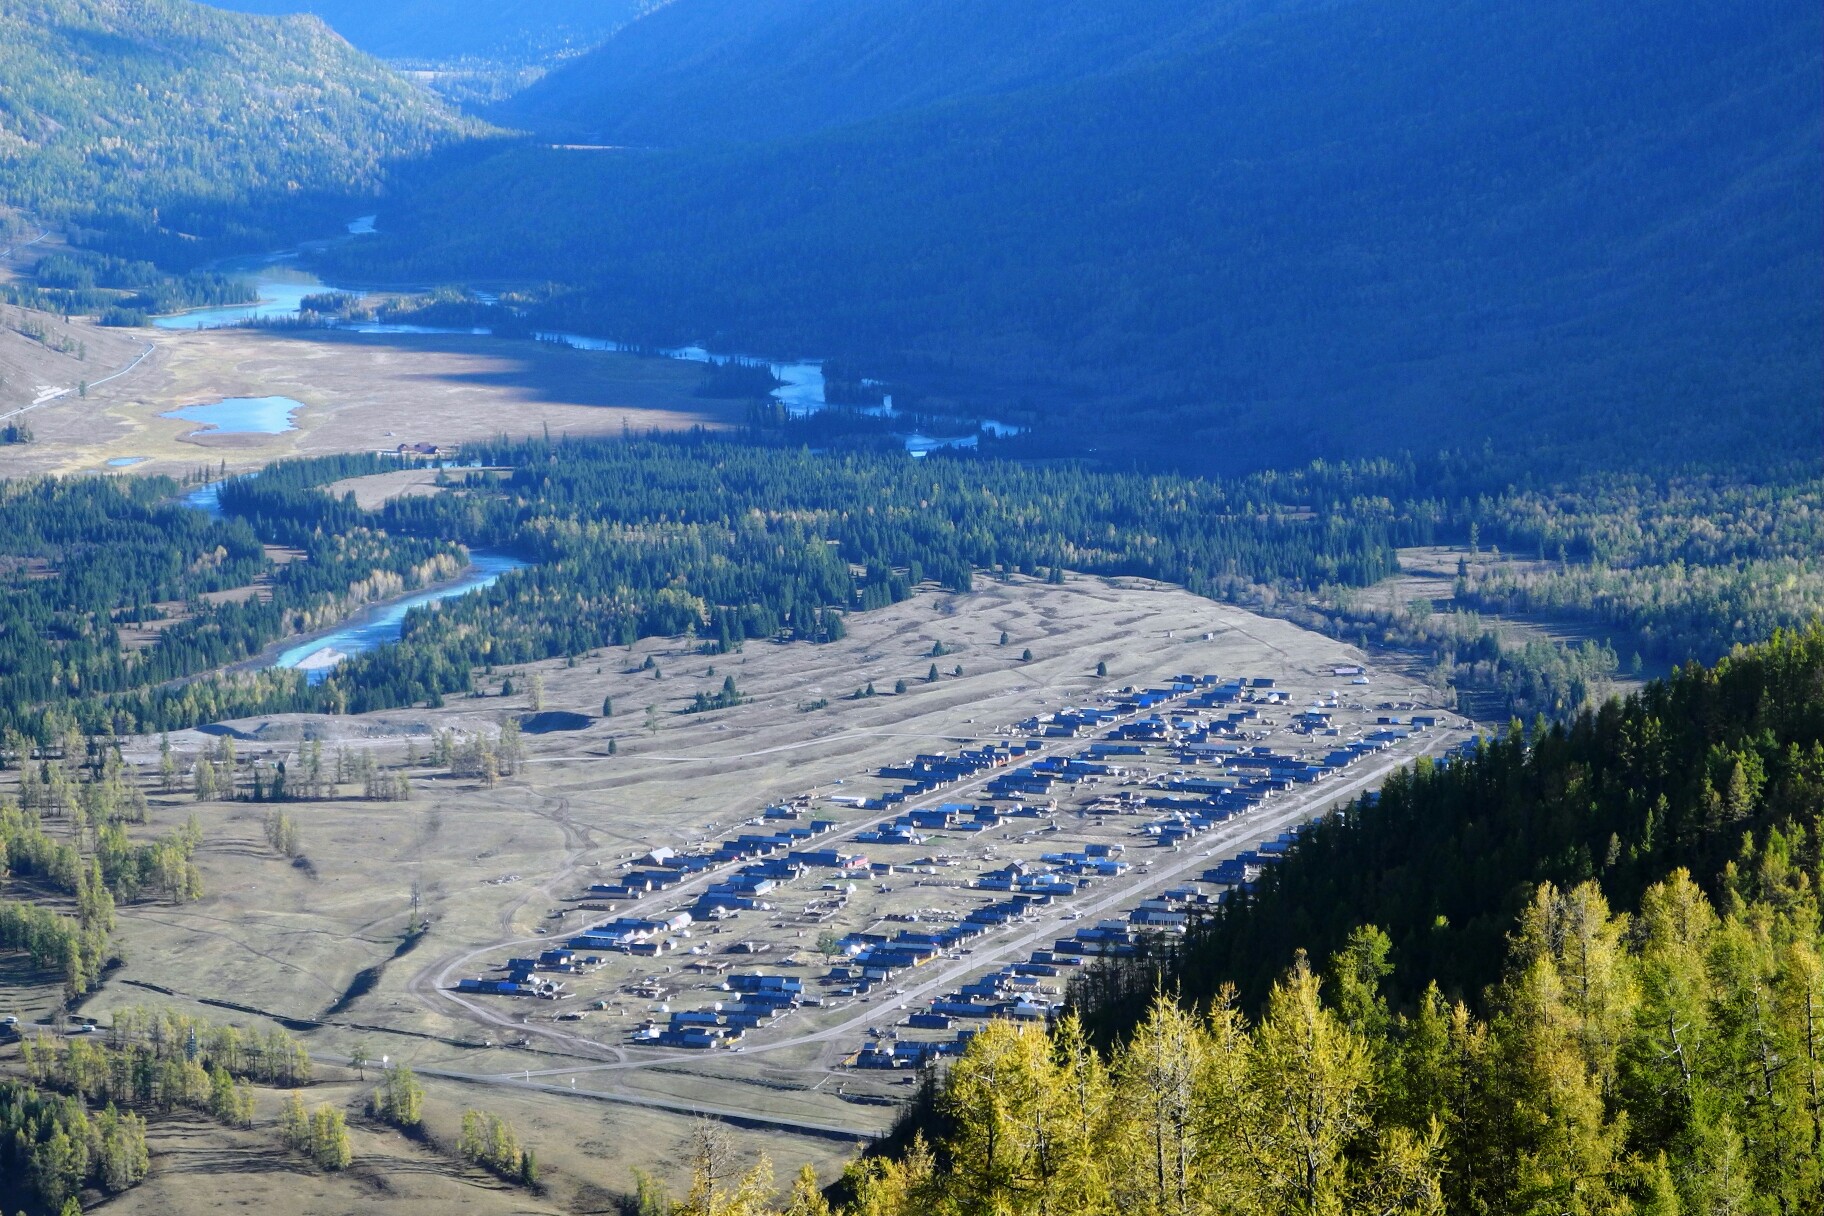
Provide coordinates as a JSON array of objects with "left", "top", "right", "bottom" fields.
[{"left": 323, "top": 0, "right": 1822, "bottom": 478}]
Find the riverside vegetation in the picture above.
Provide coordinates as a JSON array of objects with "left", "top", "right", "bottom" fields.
[{"left": 4, "top": 439, "right": 1819, "bottom": 748}]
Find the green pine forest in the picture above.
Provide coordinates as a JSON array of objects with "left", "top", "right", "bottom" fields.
[{"left": 4, "top": 435, "right": 1822, "bottom": 746}]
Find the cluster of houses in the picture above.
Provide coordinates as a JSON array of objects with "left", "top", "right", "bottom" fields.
[
  {"left": 455, "top": 947, "right": 598, "bottom": 998},
  {"left": 586, "top": 816, "right": 847, "bottom": 901},
  {"left": 454, "top": 662, "right": 1459, "bottom": 1073},
  {"left": 856, "top": 800, "right": 1052, "bottom": 846},
  {"left": 853, "top": 947, "right": 1083, "bottom": 1069},
  {"left": 568, "top": 911, "right": 697, "bottom": 957},
  {"left": 844, "top": 674, "right": 1455, "bottom": 1070},
  {"left": 855, "top": 886, "right": 1228, "bottom": 1069},
  {"left": 635, "top": 973, "right": 804, "bottom": 1049},
  {"left": 869, "top": 742, "right": 1041, "bottom": 808}
]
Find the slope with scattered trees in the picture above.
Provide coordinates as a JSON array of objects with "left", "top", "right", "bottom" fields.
[{"left": 0, "top": 0, "right": 481, "bottom": 262}]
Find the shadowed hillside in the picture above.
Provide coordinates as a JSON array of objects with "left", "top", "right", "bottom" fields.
[{"left": 328, "top": 0, "right": 1822, "bottom": 476}]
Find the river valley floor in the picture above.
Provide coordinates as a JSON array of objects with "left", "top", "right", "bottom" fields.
[
  {"left": 0, "top": 318, "right": 741, "bottom": 479},
  {"left": 3, "top": 569, "right": 1463, "bottom": 1210}
]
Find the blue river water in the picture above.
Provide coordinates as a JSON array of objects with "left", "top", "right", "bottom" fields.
[
  {"left": 180, "top": 480, "right": 527, "bottom": 681},
  {"left": 272, "top": 551, "right": 528, "bottom": 682},
  {"left": 153, "top": 225, "right": 1020, "bottom": 453}
]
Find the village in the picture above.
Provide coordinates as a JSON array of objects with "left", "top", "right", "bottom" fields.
[{"left": 442, "top": 667, "right": 1472, "bottom": 1079}]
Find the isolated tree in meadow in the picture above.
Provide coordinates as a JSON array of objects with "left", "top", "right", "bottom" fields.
[
  {"left": 158, "top": 733, "right": 177, "bottom": 793},
  {"left": 602, "top": 695, "right": 614, "bottom": 718},
  {"left": 280, "top": 1091, "right": 310, "bottom": 1152},
  {"left": 527, "top": 672, "right": 545, "bottom": 712}
]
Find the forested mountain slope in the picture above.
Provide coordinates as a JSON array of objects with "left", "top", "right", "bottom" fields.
[
  {"left": 0, "top": 0, "right": 479, "bottom": 255},
  {"left": 491, "top": 0, "right": 1312, "bottom": 146},
  {"left": 202, "top": 0, "right": 654, "bottom": 61},
  {"left": 331, "top": 0, "right": 1822, "bottom": 476},
  {"left": 1080, "top": 627, "right": 1824, "bottom": 1025}
]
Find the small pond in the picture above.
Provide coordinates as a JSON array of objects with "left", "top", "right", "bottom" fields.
[{"left": 161, "top": 396, "right": 303, "bottom": 434}]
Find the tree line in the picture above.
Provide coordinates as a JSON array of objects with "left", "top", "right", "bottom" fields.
[{"left": 202, "top": 434, "right": 1405, "bottom": 715}]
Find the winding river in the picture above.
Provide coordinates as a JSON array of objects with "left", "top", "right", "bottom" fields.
[
  {"left": 162, "top": 216, "right": 1020, "bottom": 680},
  {"left": 154, "top": 221, "right": 1016, "bottom": 451},
  {"left": 271, "top": 552, "right": 527, "bottom": 682},
  {"left": 182, "top": 482, "right": 526, "bottom": 683}
]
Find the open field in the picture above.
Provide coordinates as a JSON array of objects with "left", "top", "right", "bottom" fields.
[
  {"left": 3, "top": 573, "right": 1461, "bottom": 1200},
  {"left": 0, "top": 323, "right": 738, "bottom": 479},
  {"left": 1363, "top": 545, "right": 1666, "bottom": 704},
  {"left": 97, "top": 1072, "right": 847, "bottom": 1216}
]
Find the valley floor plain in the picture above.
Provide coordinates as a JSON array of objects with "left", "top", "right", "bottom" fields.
[{"left": 5, "top": 546, "right": 1461, "bottom": 1205}]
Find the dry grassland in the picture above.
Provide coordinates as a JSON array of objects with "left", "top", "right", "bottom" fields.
[
  {"left": 0, "top": 574, "right": 1448, "bottom": 1201},
  {"left": 0, "top": 324, "right": 738, "bottom": 479}
]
